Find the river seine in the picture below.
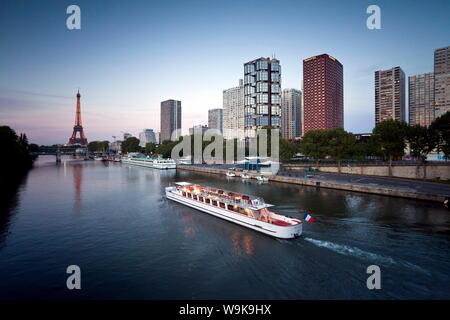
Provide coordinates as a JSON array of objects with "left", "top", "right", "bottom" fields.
[{"left": 0, "top": 156, "right": 449, "bottom": 299}]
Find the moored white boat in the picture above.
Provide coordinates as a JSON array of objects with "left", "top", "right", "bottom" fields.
[
  {"left": 152, "top": 158, "right": 176, "bottom": 169},
  {"left": 94, "top": 156, "right": 103, "bottom": 161},
  {"left": 121, "top": 154, "right": 176, "bottom": 169},
  {"left": 256, "top": 175, "right": 269, "bottom": 182},
  {"left": 226, "top": 171, "right": 236, "bottom": 177},
  {"left": 240, "top": 173, "right": 250, "bottom": 179},
  {"left": 165, "top": 182, "right": 302, "bottom": 239}
]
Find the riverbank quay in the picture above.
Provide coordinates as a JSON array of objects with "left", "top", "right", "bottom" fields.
[{"left": 176, "top": 164, "right": 450, "bottom": 204}]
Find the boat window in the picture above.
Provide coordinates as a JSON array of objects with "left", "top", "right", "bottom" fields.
[
  {"left": 182, "top": 192, "right": 186, "bottom": 197},
  {"left": 219, "top": 202, "right": 226, "bottom": 209},
  {"left": 212, "top": 200, "right": 217, "bottom": 206},
  {"left": 188, "top": 193, "right": 192, "bottom": 198},
  {"left": 199, "top": 197, "right": 204, "bottom": 202},
  {"left": 193, "top": 195, "right": 198, "bottom": 200},
  {"left": 205, "top": 198, "right": 210, "bottom": 204}
]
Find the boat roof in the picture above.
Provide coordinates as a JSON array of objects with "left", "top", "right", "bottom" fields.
[
  {"left": 174, "top": 182, "right": 274, "bottom": 210},
  {"left": 175, "top": 182, "right": 192, "bottom": 186}
]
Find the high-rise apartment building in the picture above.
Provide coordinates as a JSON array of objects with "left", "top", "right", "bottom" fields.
[
  {"left": 281, "top": 88, "right": 302, "bottom": 139},
  {"left": 223, "top": 79, "right": 245, "bottom": 139},
  {"left": 139, "top": 129, "right": 157, "bottom": 147},
  {"left": 434, "top": 46, "right": 450, "bottom": 118},
  {"left": 408, "top": 73, "right": 435, "bottom": 127},
  {"left": 244, "top": 57, "right": 281, "bottom": 137},
  {"left": 160, "top": 99, "right": 181, "bottom": 142},
  {"left": 303, "top": 54, "right": 343, "bottom": 134},
  {"left": 375, "top": 67, "right": 406, "bottom": 124},
  {"left": 208, "top": 108, "right": 223, "bottom": 134}
]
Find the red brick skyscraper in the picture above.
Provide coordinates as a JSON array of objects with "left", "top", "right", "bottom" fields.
[{"left": 303, "top": 54, "right": 343, "bottom": 134}]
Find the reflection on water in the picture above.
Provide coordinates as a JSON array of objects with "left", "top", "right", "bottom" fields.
[
  {"left": 0, "top": 173, "right": 28, "bottom": 248},
  {"left": 73, "top": 163, "right": 83, "bottom": 212},
  {"left": 0, "top": 156, "right": 449, "bottom": 299}
]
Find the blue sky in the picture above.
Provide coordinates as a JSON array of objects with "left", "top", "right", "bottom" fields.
[{"left": 0, "top": 0, "right": 449, "bottom": 145}]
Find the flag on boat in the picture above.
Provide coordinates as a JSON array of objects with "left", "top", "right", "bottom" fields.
[{"left": 304, "top": 213, "right": 314, "bottom": 223}]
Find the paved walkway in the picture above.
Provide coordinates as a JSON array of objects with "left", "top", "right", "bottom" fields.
[
  {"left": 277, "top": 170, "right": 450, "bottom": 198},
  {"left": 182, "top": 164, "right": 450, "bottom": 202}
]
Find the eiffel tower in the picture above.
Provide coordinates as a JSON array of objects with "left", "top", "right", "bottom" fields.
[{"left": 68, "top": 90, "right": 88, "bottom": 145}]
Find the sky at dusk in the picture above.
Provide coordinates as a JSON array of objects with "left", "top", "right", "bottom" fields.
[{"left": 0, "top": 0, "right": 449, "bottom": 145}]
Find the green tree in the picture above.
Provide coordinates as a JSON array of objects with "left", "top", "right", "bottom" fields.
[
  {"left": 406, "top": 124, "right": 439, "bottom": 179},
  {"left": 121, "top": 137, "right": 140, "bottom": 153},
  {"left": 279, "top": 138, "right": 297, "bottom": 162},
  {"left": 429, "top": 111, "right": 450, "bottom": 159},
  {"left": 145, "top": 142, "right": 157, "bottom": 154},
  {"left": 0, "top": 126, "right": 33, "bottom": 182},
  {"left": 372, "top": 119, "right": 408, "bottom": 176},
  {"left": 326, "top": 128, "right": 355, "bottom": 172},
  {"left": 299, "top": 130, "right": 328, "bottom": 166}
]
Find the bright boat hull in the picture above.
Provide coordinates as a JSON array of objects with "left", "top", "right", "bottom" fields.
[{"left": 165, "top": 186, "right": 302, "bottom": 239}]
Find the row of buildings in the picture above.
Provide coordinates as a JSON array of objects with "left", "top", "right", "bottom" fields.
[
  {"left": 223, "top": 54, "right": 344, "bottom": 140},
  {"left": 140, "top": 45, "right": 449, "bottom": 148},
  {"left": 375, "top": 46, "right": 450, "bottom": 127}
]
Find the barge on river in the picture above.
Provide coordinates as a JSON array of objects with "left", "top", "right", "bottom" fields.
[{"left": 165, "top": 182, "right": 302, "bottom": 239}]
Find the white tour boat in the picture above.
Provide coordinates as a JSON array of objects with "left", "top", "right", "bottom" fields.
[
  {"left": 165, "top": 182, "right": 302, "bottom": 239},
  {"left": 152, "top": 158, "right": 176, "bottom": 169},
  {"left": 122, "top": 154, "right": 176, "bottom": 169}
]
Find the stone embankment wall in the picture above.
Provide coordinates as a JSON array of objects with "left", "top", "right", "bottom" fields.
[{"left": 283, "top": 164, "right": 450, "bottom": 180}]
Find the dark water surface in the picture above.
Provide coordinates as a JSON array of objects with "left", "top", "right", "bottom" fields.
[{"left": 0, "top": 156, "right": 449, "bottom": 299}]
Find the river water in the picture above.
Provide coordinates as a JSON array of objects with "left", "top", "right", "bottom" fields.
[{"left": 0, "top": 156, "right": 449, "bottom": 299}]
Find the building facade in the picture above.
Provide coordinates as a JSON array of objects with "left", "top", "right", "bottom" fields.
[
  {"left": 244, "top": 57, "right": 281, "bottom": 137},
  {"left": 223, "top": 79, "right": 245, "bottom": 139},
  {"left": 375, "top": 66, "right": 406, "bottom": 124},
  {"left": 139, "top": 129, "right": 157, "bottom": 147},
  {"left": 434, "top": 46, "right": 450, "bottom": 118},
  {"left": 160, "top": 99, "right": 181, "bottom": 142},
  {"left": 303, "top": 54, "right": 343, "bottom": 134},
  {"left": 408, "top": 73, "right": 435, "bottom": 127},
  {"left": 208, "top": 108, "right": 223, "bottom": 134},
  {"left": 189, "top": 125, "right": 208, "bottom": 136},
  {"left": 281, "top": 88, "right": 302, "bottom": 139}
]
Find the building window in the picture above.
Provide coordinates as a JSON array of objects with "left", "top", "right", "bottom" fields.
[
  {"left": 271, "top": 62, "right": 280, "bottom": 72},
  {"left": 257, "top": 71, "right": 268, "bottom": 81},
  {"left": 271, "top": 72, "right": 280, "bottom": 82},
  {"left": 257, "top": 82, "right": 269, "bottom": 92},
  {"left": 257, "top": 93, "right": 269, "bottom": 103},
  {"left": 256, "top": 60, "right": 268, "bottom": 70}
]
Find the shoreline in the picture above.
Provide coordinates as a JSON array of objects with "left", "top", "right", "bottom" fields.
[{"left": 177, "top": 165, "right": 448, "bottom": 204}]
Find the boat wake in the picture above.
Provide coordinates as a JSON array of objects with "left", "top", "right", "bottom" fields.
[{"left": 304, "top": 237, "right": 430, "bottom": 275}]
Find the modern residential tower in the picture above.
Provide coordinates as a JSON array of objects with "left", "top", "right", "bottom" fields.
[
  {"left": 139, "top": 129, "right": 157, "bottom": 147},
  {"left": 281, "top": 88, "right": 302, "bottom": 139},
  {"left": 223, "top": 79, "right": 245, "bottom": 139},
  {"left": 408, "top": 73, "right": 435, "bottom": 126},
  {"left": 434, "top": 46, "right": 450, "bottom": 118},
  {"left": 375, "top": 67, "right": 406, "bottom": 124},
  {"left": 160, "top": 99, "right": 181, "bottom": 142},
  {"left": 303, "top": 54, "right": 343, "bottom": 134},
  {"left": 208, "top": 108, "right": 223, "bottom": 134},
  {"left": 244, "top": 57, "right": 281, "bottom": 137}
]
